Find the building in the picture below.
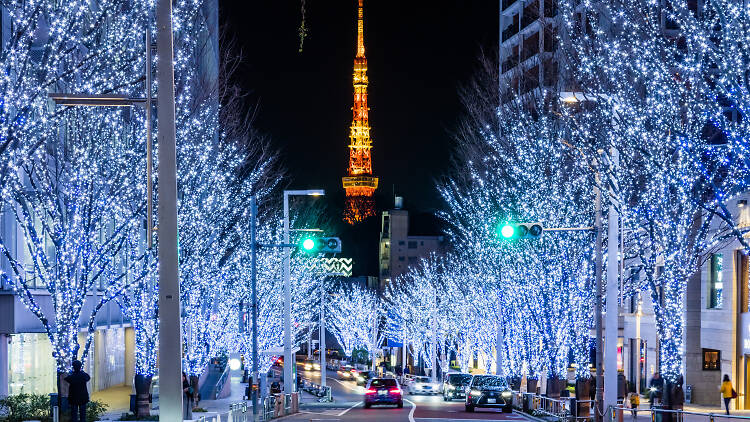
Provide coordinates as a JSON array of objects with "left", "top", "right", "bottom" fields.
[
  {"left": 617, "top": 196, "right": 750, "bottom": 408},
  {"left": 342, "top": 0, "right": 379, "bottom": 225},
  {"left": 499, "top": 0, "right": 559, "bottom": 104},
  {"left": 0, "top": 0, "right": 219, "bottom": 398},
  {"left": 378, "top": 197, "right": 445, "bottom": 291}
]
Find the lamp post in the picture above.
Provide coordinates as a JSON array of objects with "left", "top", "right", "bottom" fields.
[{"left": 283, "top": 189, "right": 324, "bottom": 394}]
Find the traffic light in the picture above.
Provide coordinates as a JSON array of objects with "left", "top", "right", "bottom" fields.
[
  {"left": 496, "top": 222, "right": 543, "bottom": 240},
  {"left": 299, "top": 237, "right": 342, "bottom": 253}
]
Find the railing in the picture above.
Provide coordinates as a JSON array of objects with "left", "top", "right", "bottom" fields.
[
  {"left": 610, "top": 406, "right": 750, "bottom": 422},
  {"left": 214, "top": 365, "right": 231, "bottom": 400},
  {"left": 300, "top": 378, "right": 333, "bottom": 402},
  {"left": 513, "top": 390, "right": 595, "bottom": 422},
  {"left": 262, "top": 395, "right": 276, "bottom": 421}
]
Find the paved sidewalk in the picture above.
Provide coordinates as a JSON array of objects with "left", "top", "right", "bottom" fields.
[{"left": 91, "top": 384, "right": 133, "bottom": 420}]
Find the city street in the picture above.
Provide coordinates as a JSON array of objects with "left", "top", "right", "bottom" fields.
[{"left": 290, "top": 368, "right": 529, "bottom": 422}]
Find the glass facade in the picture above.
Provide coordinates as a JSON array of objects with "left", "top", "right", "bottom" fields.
[
  {"left": 8, "top": 333, "right": 55, "bottom": 395},
  {"left": 708, "top": 253, "right": 723, "bottom": 309}
]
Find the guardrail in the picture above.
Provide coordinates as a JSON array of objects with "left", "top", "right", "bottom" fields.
[
  {"left": 610, "top": 406, "right": 750, "bottom": 422},
  {"left": 300, "top": 378, "right": 333, "bottom": 402},
  {"left": 512, "top": 390, "right": 595, "bottom": 422}
]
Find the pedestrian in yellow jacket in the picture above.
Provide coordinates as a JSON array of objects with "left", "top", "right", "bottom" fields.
[{"left": 721, "top": 374, "right": 734, "bottom": 415}]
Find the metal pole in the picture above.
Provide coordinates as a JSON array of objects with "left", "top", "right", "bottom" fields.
[
  {"left": 155, "top": 0, "right": 182, "bottom": 419},
  {"left": 605, "top": 149, "right": 620, "bottom": 411},
  {"left": 320, "top": 276, "right": 327, "bottom": 388},
  {"left": 250, "top": 195, "right": 259, "bottom": 420},
  {"left": 595, "top": 156, "right": 604, "bottom": 422},
  {"left": 283, "top": 192, "right": 293, "bottom": 394},
  {"left": 495, "top": 324, "right": 503, "bottom": 376},
  {"left": 145, "top": 27, "right": 153, "bottom": 249}
]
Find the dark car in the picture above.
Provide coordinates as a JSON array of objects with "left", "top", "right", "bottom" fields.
[
  {"left": 356, "top": 370, "right": 377, "bottom": 386},
  {"left": 465, "top": 375, "right": 513, "bottom": 413},
  {"left": 443, "top": 373, "right": 472, "bottom": 401},
  {"left": 364, "top": 378, "right": 404, "bottom": 408}
]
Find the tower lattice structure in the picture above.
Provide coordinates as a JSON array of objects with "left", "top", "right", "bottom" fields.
[{"left": 342, "top": 0, "right": 378, "bottom": 225}]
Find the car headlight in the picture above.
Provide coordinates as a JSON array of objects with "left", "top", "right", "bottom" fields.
[
  {"left": 447, "top": 386, "right": 454, "bottom": 392},
  {"left": 502, "top": 391, "right": 512, "bottom": 398},
  {"left": 356, "top": 376, "right": 364, "bottom": 382},
  {"left": 470, "top": 390, "right": 482, "bottom": 397}
]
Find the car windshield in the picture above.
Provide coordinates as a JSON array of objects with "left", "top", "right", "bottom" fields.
[
  {"left": 448, "top": 374, "right": 472, "bottom": 385},
  {"left": 471, "top": 376, "right": 508, "bottom": 388},
  {"left": 371, "top": 379, "right": 397, "bottom": 387},
  {"left": 415, "top": 377, "right": 430, "bottom": 383}
]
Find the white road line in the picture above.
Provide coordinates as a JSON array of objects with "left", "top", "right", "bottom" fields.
[
  {"left": 405, "top": 399, "right": 417, "bottom": 422},
  {"left": 337, "top": 401, "right": 362, "bottom": 416}
]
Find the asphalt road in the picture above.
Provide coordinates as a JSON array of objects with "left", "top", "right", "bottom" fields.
[{"left": 289, "top": 368, "right": 530, "bottom": 422}]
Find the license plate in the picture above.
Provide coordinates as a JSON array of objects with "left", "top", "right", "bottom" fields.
[
  {"left": 488, "top": 398, "right": 497, "bottom": 403},
  {"left": 379, "top": 391, "right": 387, "bottom": 396},
  {"left": 424, "top": 386, "right": 431, "bottom": 389}
]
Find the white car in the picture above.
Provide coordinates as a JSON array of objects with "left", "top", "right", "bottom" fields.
[{"left": 408, "top": 376, "right": 441, "bottom": 395}]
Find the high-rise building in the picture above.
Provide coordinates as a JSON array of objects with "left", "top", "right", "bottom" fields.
[
  {"left": 342, "top": 0, "right": 378, "bottom": 225},
  {"left": 498, "top": 0, "right": 559, "bottom": 104}
]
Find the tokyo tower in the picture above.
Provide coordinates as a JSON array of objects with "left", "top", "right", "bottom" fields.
[{"left": 342, "top": 0, "right": 378, "bottom": 225}]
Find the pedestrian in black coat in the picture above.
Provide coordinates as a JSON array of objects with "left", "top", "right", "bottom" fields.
[{"left": 65, "top": 360, "right": 90, "bottom": 422}]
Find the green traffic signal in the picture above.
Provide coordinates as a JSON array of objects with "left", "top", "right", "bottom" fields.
[
  {"left": 500, "top": 224, "right": 515, "bottom": 239},
  {"left": 302, "top": 238, "right": 316, "bottom": 251},
  {"left": 496, "top": 222, "right": 543, "bottom": 240}
]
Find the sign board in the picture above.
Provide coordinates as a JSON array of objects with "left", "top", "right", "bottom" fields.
[{"left": 315, "top": 258, "right": 353, "bottom": 277}]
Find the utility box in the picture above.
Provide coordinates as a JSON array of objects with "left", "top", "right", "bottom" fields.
[{"left": 685, "top": 385, "right": 692, "bottom": 404}]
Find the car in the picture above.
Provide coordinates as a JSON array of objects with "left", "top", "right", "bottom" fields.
[
  {"left": 465, "top": 375, "right": 513, "bottom": 413},
  {"left": 408, "top": 376, "right": 441, "bottom": 395},
  {"left": 364, "top": 378, "right": 404, "bottom": 408},
  {"left": 356, "top": 370, "right": 377, "bottom": 386},
  {"left": 337, "top": 365, "right": 355, "bottom": 379},
  {"left": 443, "top": 373, "right": 472, "bottom": 401}
]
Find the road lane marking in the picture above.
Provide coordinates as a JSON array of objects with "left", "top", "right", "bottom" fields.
[
  {"left": 405, "top": 399, "right": 417, "bottom": 422},
  {"left": 336, "top": 401, "right": 362, "bottom": 416}
]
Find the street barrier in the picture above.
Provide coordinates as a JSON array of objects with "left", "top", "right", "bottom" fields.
[
  {"left": 610, "top": 405, "right": 750, "bottom": 422},
  {"left": 300, "top": 378, "right": 333, "bottom": 402},
  {"left": 513, "top": 390, "right": 595, "bottom": 422}
]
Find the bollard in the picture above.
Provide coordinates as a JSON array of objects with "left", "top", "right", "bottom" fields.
[{"left": 53, "top": 405, "right": 59, "bottom": 422}]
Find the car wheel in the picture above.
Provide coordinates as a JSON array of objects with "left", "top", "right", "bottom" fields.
[
  {"left": 443, "top": 394, "right": 448, "bottom": 401},
  {"left": 503, "top": 406, "right": 512, "bottom": 413},
  {"left": 364, "top": 403, "right": 371, "bottom": 409},
  {"left": 397, "top": 401, "right": 404, "bottom": 408},
  {"left": 465, "top": 404, "right": 475, "bottom": 412}
]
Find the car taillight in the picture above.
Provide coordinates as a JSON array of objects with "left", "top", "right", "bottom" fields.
[
  {"left": 365, "top": 389, "right": 376, "bottom": 394},
  {"left": 390, "top": 388, "right": 401, "bottom": 394}
]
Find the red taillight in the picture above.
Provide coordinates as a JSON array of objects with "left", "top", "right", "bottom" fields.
[
  {"left": 390, "top": 388, "right": 402, "bottom": 394},
  {"left": 365, "top": 388, "right": 376, "bottom": 394}
]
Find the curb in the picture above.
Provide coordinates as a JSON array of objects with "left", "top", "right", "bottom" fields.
[{"left": 299, "top": 401, "right": 359, "bottom": 409}]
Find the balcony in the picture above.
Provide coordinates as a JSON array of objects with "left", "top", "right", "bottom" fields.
[
  {"left": 502, "top": 56, "right": 519, "bottom": 73},
  {"left": 502, "top": 23, "right": 519, "bottom": 42}
]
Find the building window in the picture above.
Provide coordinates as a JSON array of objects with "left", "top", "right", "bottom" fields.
[
  {"left": 708, "top": 253, "right": 723, "bottom": 309},
  {"left": 408, "top": 257, "right": 418, "bottom": 265},
  {"left": 408, "top": 241, "right": 417, "bottom": 249},
  {"left": 702, "top": 349, "right": 721, "bottom": 371},
  {"left": 420, "top": 241, "right": 424, "bottom": 246},
  {"left": 398, "top": 241, "right": 405, "bottom": 246},
  {"left": 398, "top": 256, "right": 405, "bottom": 262}
]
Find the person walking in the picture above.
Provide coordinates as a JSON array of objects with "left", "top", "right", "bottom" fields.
[
  {"left": 720, "top": 374, "right": 735, "bottom": 415},
  {"left": 64, "top": 360, "right": 90, "bottom": 422},
  {"left": 648, "top": 372, "right": 663, "bottom": 407},
  {"left": 183, "top": 372, "right": 194, "bottom": 420}
]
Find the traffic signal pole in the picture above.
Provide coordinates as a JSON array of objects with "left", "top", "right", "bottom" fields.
[
  {"left": 155, "top": 0, "right": 182, "bottom": 419},
  {"left": 250, "top": 195, "right": 259, "bottom": 421}
]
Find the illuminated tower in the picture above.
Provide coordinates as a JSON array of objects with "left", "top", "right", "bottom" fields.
[{"left": 342, "top": 0, "right": 378, "bottom": 225}]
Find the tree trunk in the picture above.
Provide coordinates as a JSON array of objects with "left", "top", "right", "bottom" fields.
[
  {"left": 576, "top": 377, "right": 592, "bottom": 420},
  {"left": 134, "top": 374, "right": 152, "bottom": 417}
]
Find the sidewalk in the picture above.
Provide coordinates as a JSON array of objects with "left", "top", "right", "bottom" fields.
[{"left": 91, "top": 384, "right": 133, "bottom": 420}]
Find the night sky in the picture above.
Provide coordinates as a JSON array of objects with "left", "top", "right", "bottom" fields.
[{"left": 221, "top": 1, "right": 498, "bottom": 275}]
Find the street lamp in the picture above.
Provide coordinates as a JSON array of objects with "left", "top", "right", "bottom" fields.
[{"left": 283, "top": 189, "right": 325, "bottom": 395}]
